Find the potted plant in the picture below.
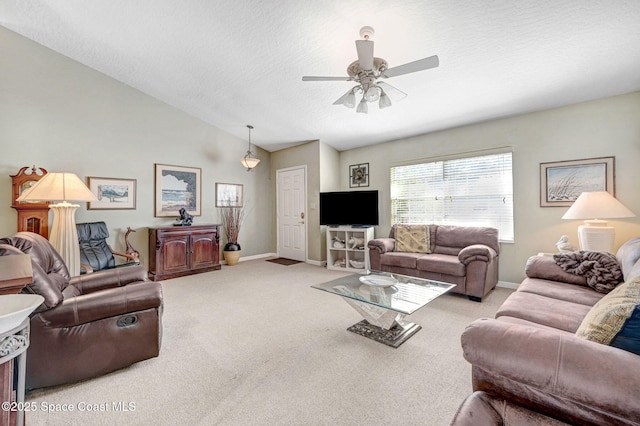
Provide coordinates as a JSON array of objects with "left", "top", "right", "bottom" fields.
[{"left": 219, "top": 204, "right": 245, "bottom": 266}]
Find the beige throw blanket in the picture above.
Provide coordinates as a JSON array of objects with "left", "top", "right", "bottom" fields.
[{"left": 553, "top": 251, "right": 623, "bottom": 293}]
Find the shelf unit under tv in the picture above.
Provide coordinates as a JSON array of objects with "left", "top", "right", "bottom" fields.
[{"left": 326, "top": 226, "right": 374, "bottom": 273}]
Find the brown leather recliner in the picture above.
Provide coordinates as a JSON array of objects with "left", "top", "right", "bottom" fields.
[{"left": 0, "top": 232, "right": 163, "bottom": 390}]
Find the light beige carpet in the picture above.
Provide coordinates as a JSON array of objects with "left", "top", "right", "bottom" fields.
[{"left": 25, "top": 260, "right": 512, "bottom": 425}]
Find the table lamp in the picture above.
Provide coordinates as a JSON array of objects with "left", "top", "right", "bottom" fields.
[
  {"left": 562, "top": 191, "right": 636, "bottom": 252},
  {"left": 16, "top": 172, "right": 98, "bottom": 276}
]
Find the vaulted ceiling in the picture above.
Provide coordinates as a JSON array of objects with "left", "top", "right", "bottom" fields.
[{"left": 2, "top": 1, "right": 640, "bottom": 152}]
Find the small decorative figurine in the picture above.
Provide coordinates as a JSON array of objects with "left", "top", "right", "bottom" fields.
[
  {"left": 332, "top": 236, "right": 345, "bottom": 248},
  {"left": 556, "top": 235, "right": 576, "bottom": 253},
  {"left": 348, "top": 236, "right": 365, "bottom": 250},
  {"left": 124, "top": 227, "right": 140, "bottom": 262},
  {"left": 175, "top": 208, "right": 193, "bottom": 226}
]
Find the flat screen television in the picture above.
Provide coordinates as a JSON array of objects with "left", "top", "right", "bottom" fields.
[{"left": 319, "top": 190, "right": 379, "bottom": 227}]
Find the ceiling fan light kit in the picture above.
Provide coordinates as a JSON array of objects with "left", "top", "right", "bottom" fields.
[
  {"left": 378, "top": 89, "right": 392, "bottom": 109},
  {"left": 302, "top": 26, "right": 439, "bottom": 114},
  {"left": 343, "top": 89, "right": 357, "bottom": 108},
  {"left": 357, "top": 97, "right": 368, "bottom": 114},
  {"left": 365, "top": 86, "right": 380, "bottom": 102}
]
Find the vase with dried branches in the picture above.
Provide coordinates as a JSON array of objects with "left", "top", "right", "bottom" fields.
[{"left": 219, "top": 205, "right": 245, "bottom": 266}]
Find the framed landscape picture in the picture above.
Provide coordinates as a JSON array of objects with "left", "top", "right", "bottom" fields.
[
  {"left": 155, "top": 164, "right": 201, "bottom": 217},
  {"left": 540, "top": 156, "right": 614, "bottom": 207},
  {"left": 87, "top": 177, "right": 136, "bottom": 210},
  {"left": 215, "top": 183, "right": 243, "bottom": 207}
]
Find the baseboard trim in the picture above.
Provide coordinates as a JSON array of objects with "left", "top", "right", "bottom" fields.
[
  {"left": 221, "top": 252, "right": 276, "bottom": 265},
  {"left": 497, "top": 280, "right": 519, "bottom": 289},
  {"left": 222, "top": 253, "right": 329, "bottom": 267}
]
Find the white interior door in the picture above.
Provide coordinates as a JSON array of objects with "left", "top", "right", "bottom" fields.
[{"left": 277, "top": 167, "right": 306, "bottom": 261}]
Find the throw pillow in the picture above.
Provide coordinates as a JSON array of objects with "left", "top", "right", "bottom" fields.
[
  {"left": 576, "top": 276, "right": 640, "bottom": 354},
  {"left": 394, "top": 225, "right": 431, "bottom": 253},
  {"left": 611, "top": 305, "right": 640, "bottom": 355}
]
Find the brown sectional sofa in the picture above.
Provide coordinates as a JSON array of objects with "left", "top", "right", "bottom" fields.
[
  {"left": 451, "top": 390, "right": 571, "bottom": 425},
  {"left": 460, "top": 238, "right": 640, "bottom": 425},
  {"left": 368, "top": 225, "right": 499, "bottom": 301}
]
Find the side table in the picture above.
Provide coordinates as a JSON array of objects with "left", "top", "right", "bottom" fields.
[
  {"left": 0, "top": 253, "right": 35, "bottom": 426},
  {"left": 0, "top": 319, "right": 30, "bottom": 426}
]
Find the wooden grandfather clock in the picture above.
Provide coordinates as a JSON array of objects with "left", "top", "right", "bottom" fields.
[{"left": 11, "top": 166, "right": 50, "bottom": 238}]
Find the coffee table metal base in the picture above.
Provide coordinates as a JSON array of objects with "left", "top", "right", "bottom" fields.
[
  {"left": 341, "top": 297, "right": 422, "bottom": 347},
  {"left": 347, "top": 320, "right": 422, "bottom": 348}
]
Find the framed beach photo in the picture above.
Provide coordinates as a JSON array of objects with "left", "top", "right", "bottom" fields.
[
  {"left": 155, "top": 164, "right": 201, "bottom": 217},
  {"left": 215, "top": 183, "right": 243, "bottom": 207},
  {"left": 87, "top": 177, "right": 136, "bottom": 210},
  {"left": 540, "top": 156, "right": 614, "bottom": 207},
  {"left": 349, "top": 163, "right": 369, "bottom": 188}
]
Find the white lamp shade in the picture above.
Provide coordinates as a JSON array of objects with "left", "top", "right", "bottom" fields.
[
  {"left": 562, "top": 191, "right": 636, "bottom": 220},
  {"left": 379, "top": 90, "right": 392, "bottom": 109},
  {"left": 16, "top": 172, "right": 97, "bottom": 203},
  {"left": 240, "top": 156, "right": 261, "bottom": 170},
  {"left": 343, "top": 90, "right": 356, "bottom": 108},
  {"left": 562, "top": 191, "right": 636, "bottom": 252},
  {"left": 356, "top": 97, "right": 368, "bottom": 114},
  {"left": 365, "top": 86, "right": 380, "bottom": 102}
]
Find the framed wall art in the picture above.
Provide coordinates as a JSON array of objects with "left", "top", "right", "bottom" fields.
[
  {"left": 155, "top": 164, "right": 201, "bottom": 217},
  {"left": 215, "top": 183, "right": 243, "bottom": 207},
  {"left": 349, "top": 163, "right": 369, "bottom": 188},
  {"left": 540, "top": 156, "right": 614, "bottom": 207},
  {"left": 87, "top": 177, "right": 137, "bottom": 210}
]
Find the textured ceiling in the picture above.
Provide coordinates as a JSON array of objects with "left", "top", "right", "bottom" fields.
[{"left": 2, "top": 1, "right": 640, "bottom": 152}]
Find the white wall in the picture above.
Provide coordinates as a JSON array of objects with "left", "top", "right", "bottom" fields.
[
  {"left": 0, "top": 27, "right": 273, "bottom": 264},
  {"left": 318, "top": 142, "right": 341, "bottom": 260},
  {"left": 4, "top": 25, "right": 639, "bottom": 283},
  {"left": 339, "top": 92, "right": 640, "bottom": 283}
]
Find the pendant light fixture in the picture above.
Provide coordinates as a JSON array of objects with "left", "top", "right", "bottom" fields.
[{"left": 240, "top": 124, "right": 260, "bottom": 171}]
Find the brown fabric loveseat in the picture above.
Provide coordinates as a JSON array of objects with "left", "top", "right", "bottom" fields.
[
  {"left": 0, "top": 232, "right": 163, "bottom": 390},
  {"left": 460, "top": 238, "right": 640, "bottom": 425},
  {"left": 368, "top": 225, "right": 500, "bottom": 302}
]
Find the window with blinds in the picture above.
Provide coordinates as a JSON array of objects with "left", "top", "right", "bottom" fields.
[{"left": 390, "top": 152, "right": 514, "bottom": 242}]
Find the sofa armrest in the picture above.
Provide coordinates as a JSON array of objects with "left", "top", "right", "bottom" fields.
[
  {"left": 461, "top": 318, "right": 640, "bottom": 419},
  {"left": 38, "top": 281, "right": 162, "bottom": 328},
  {"left": 367, "top": 238, "right": 395, "bottom": 254},
  {"left": 525, "top": 255, "right": 588, "bottom": 286},
  {"left": 458, "top": 244, "right": 497, "bottom": 265},
  {"left": 69, "top": 264, "right": 148, "bottom": 294}
]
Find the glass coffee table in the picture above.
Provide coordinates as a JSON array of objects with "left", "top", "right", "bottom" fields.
[{"left": 312, "top": 271, "right": 455, "bottom": 348}]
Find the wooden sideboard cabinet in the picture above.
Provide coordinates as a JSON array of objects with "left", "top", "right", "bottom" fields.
[{"left": 148, "top": 225, "right": 221, "bottom": 281}]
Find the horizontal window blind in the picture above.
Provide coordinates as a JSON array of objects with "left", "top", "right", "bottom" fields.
[{"left": 391, "top": 152, "right": 514, "bottom": 242}]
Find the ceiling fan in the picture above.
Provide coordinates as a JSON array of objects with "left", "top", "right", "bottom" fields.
[{"left": 302, "top": 26, "right": 439, "bottom": 113}]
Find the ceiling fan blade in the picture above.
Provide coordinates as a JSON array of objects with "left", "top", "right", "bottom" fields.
[
  {"left": 377, "top": 81, "right": 407, "bottom": 101},
  {"left": 382, "top": 55, "right": 439, "bottom": 78},
  {"left": 355, "top": 40, "right": 374, "bottom": 71},
  {"left": 302, "top": 76, "right": 351, "bottom": 81}
]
